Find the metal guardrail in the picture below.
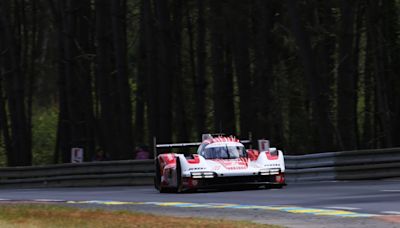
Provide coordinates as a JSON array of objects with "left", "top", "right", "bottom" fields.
[
  {"left": 0, "top": 148, "right": 399, "bottom": 187},
  {"left": 0, "top": 160, "right": 154, "bottom": 188},
  {"left": 285, "top": 147, "right": 400, "bottom": 182}
]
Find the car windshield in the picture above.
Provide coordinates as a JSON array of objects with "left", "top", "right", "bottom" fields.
[{"left": 203, "top": 145, "right": 246, "bottom": 159}]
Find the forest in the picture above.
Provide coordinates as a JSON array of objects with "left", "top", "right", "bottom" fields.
[{"left": 0, "top": 0, "right": 399, "bottom": 167}]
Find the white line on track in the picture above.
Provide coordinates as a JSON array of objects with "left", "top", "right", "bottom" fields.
[
  {"left": 381, "top": 190, "right": 400, "bottom": 192},
  {"left": 324, "top": 206, "right": 360, "bottom": 211},
  {"left": 381, "top": 211, "right": 400, "bottom": 215},
  {"left": 33, "top": 199, "right": 66, "bottom": 202}
]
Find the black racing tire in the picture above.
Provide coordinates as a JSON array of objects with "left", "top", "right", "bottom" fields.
[
  {"left": 175, "top": 157, "right": 183, "bottom": 193},
  {"left": 266, "top": 183, "right": 285, "bottom": 189},
  {"left": 272, "top": 184, "right": 284, "bottom": 189},
  {"left": 157, "top": 157, "right": 183, "bottom": 193},
  {"left": 159, "top": 187, "right": 169, "bottom": 193},
  {"left": 154, "top": 159, "right": 161, "bottom": 191}
]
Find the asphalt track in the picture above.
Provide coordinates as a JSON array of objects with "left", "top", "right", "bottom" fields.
[{"left": 1, "top": 180, "right": 400, "bottom": 227}]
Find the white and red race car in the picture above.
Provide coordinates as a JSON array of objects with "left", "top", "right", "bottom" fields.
[{"left": 154, "top": 134, "right": 285, "bottom": 193}]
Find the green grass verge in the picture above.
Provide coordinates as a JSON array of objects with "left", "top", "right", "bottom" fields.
[{"left": 0, "top": 203, "right": 282, "bottom": 228}]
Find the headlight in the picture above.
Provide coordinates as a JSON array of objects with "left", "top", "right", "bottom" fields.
[
  {"left": 259, "top": 169, "right": 270, "bottom": 175},
  {"left": 191, "top": 172, "right": 215, "bottom": 178},
  {"left": 259, "top": 168, "right": 280, "bottom": 175}
]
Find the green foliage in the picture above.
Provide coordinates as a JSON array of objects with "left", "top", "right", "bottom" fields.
[
  {"left": 0, "top": 108, "right": 58, "bottom": 167},
  {"left": 32, "top": 108, "right": 58, "bottom": 165}
]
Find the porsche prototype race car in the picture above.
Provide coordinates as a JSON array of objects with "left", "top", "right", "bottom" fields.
[{"left": 153, "top": 134, "right": 285, "bottom": 193}]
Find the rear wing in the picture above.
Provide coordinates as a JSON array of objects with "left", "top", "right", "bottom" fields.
[{"left": 153, "top": 133, "right": 253, "bottom": 158}]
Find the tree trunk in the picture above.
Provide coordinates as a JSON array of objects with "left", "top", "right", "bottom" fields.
[
  {"left": 154, "top": 0, "right": 173, "bottom": 142},
  {"left": 209, "top": 1, "right": 235, "bottom": 134},
  {"left": 380, "top": 0, "right": 399, "bottom": 146},
  {"left": 95, "top": 0, "right": 116, "bottom": 158},
  {"left": 27, "top": 0, "right": 38, "bottom": 164},
  {"left": 222, "top": 42, "right": 236, "bottom": 135},
  {"left": 252, "top": 0, "right": 274, "bottom": 141},
  {"left": 0, "top": 72, "right": 13, "bottom": 165},
  {"left": 287, "top": 0, "right": 336, "bottom": 151},
  {"left": 337, "top": 0, "right": 357, "bottom": 150},
  {"left": 229, "top": 2, "right": 253, "bottom": 137},
  {"left": 194, "top": 0, "right": 206, "bottom": 135},
  {"left": 51, "top": 0, "right": 96, "bottom": 162},
  {"left": 0, "top": 0, "right": 31, "bottom": 166},
  {"left": 366, "top": 0, "right": 393, "bottom": 147},
  {"left": 140, "top": 0, "right": 159, "bottom": 146},
  {"left": 49, "top": 0, "right": 69, "bottom": 163},
  {"left": 111, "top": 0, "right": 134, "bottom": 158},
  {"left": 172, "top": 0, "right": 189, "bottom": 142},
  {"left": 136, "top": 9, "right": 146, "bottom": 145},
  {"left": 362, "top": 38, "right": 375, "bottom": 148}
]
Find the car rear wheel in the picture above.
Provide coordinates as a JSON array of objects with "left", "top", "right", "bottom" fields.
[
  {"left": 174, "top": 157, "right": 183, "bottom": 193},
  {"left": 154, "top": 159, "right": 161, "bottom": 191},
  {"left": 157, "top": 157, "right": 183, "bottom": 193}
]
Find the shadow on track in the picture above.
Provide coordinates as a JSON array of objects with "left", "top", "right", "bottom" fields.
[{"left": 157, "top": 184, "right": 286, "bottom": 194}]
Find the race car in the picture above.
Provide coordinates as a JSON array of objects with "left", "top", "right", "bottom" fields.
[{"left": 153, "top": 134, "right": 285, "bottom": 193}]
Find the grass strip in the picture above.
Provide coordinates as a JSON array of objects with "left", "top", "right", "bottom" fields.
[{"left": 0, "top": 203, "right": 282, "bottom": 228}]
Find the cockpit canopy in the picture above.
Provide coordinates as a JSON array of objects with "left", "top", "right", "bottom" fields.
[{"left": 199, "top": 142, "right": 247, "bottom": 159}]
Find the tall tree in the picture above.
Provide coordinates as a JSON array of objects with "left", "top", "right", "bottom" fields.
[
  {"left": 287, "top": 0, "right": 336, "bottom": 152},
  {"left": 0, "top": 65, "right": 13, "bottom": 163},
  {"left": 154, "top": 0, "right": 173, "bottom": 142},
  {"left": 366, "top": 0, "right": 393, "bottom": 147},
  {"left": 252, "top": 0, "right": 274, "bottom": 141},
  {"left": 94, "top": 0, "right": 135, "bottom": 160},
  {"left": 194, "top": 0, "right": 206, "bottom": 135},
  {"left": 26, "top": 0, "right": 38, "bottom": 165},
  {"left": 209, "top": 1, "right": 236, "bottom": 134},
  {"left": 135, "top": 0, "right": 147, "bottom": 146},
  {"left": 337, "top": 0, "right": 357, "bottom": 150},
  {"left": 95, "top": 0, "right": 115, "bottom": 157},
  {"left": 379, "top": 0, "right": 400, "bottom": 146},
  {"left": 0, "top": 0, "right": 32, "bottom": 166},
  {"left": 140, "top": 0, "right": 159, "bottom": 147},
  {"left": 51, "top": 0, "right": 95, "bottom": 162},
  {"left": 362, "top": 37, "right": 375, "bottom": 148},
  {"left": 172, "top": 0, "right": 190, "bottom": 142},
  {"left": 383, "top": 0, "right": 400, "bottom": 146},
  {"left": 229, "top": 1, "right": 253, "bottom": 137},
  {"left": 252, "top": 0, "right": 286, "bottom": 146},
  {"left": 111, "top": 0, "right": 134, "bottom": 159}
]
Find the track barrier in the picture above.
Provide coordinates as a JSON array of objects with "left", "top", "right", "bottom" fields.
[{"left": 1, "top": 148, "right": 399, "bottom": 187}]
